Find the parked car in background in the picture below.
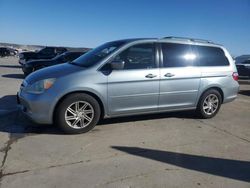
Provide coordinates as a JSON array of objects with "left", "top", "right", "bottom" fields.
[
  {"left": 236, "top": 59, "right": 250, "bottom": 78},
  {"left": 18, "top": 37, "right": 239, "bottom": 134},
  {"left": 19, "top": 46, "right": 67, "bottom": 65},
  {"left": 22, "top": 51, "right": 86, "bottom": 76},
  {"left": 0, "top": 47, "right": 10, "bottom": 57},
  {"left": 0, "top": 47, "right": 17, "bottom": 57},
  {"left": 235, "top": 55, "right": 250, "bottom": 64}
]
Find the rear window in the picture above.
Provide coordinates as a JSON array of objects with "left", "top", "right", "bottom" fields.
[{"left": 196, "top": 46, "right": 229, "bottom": 66}]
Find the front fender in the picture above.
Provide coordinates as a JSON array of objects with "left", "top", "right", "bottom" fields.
[{"left": 49, "top": 87, "right": 108, "bottom": 123}]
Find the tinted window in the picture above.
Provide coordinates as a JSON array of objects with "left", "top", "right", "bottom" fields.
[
  {"left": 115, "top": 43, "right": 155, "bottom": 70},
  {"left": 196, "top": 46, "right": 229, "bottom": 66},
  {"left": 39, "top": 47, "right": 55, "bottom": 55},
  {"left": 241, "top": 60, "right": 250, "bottom": 65},
  {"left": 162, "top": 43, "right": 196, "bottom": 67}
]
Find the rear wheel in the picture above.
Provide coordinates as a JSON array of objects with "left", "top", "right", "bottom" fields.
[
  {"left": 196, "top": 89, "right": 222, "bottom": 119},
  {"left": 55, "top": 93, "right": 101, "bottom": 134}
]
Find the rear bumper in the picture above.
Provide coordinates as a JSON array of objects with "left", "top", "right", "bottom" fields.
[
  {"left": 223, "top": 95, "right": 238, "bottom": 103},
  {"left": 223, "top": 81, "right": 240, "bottom": 104}
]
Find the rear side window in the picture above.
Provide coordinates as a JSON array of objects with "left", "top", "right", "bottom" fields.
[
  {"left": 196, "top": 46, "right": 229, "bottom": 66},
  {"left": 161, "top": 43, "right": 196, "bottom": 67}
]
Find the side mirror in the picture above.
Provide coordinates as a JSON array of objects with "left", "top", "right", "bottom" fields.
[{"left": 110, "top": 60, "right": 125, "bottom": 70}]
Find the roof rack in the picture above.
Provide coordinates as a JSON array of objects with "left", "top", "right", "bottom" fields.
[{"left": 163, "top": 36, "right": 214, "bottom": 44}]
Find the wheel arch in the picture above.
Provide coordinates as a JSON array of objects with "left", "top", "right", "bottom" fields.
[
  {"left": 198, "top": 86, "right": 224, "bottom": 105},
  {"left": 53, "top": 90, "right": 106, "bottom": 124}
]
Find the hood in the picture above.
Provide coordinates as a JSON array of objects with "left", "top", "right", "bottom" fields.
[
  {"left": 25, "top": 63, "right": 84, "bottom": 84},
  {"left": 26, "top": 59, "right": 52, "bottom": 66}
]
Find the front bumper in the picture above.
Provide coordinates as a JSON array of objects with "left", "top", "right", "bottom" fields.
[
  {"left": 21, "top": 66, "right": 32, "bottom": 76},
  {"left": 17, "top": 91, "right": 54, "bottom": 125}
]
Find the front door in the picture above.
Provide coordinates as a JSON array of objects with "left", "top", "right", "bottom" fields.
[{"left": 108, "top": 43, "right": 160, "bottom": 115}]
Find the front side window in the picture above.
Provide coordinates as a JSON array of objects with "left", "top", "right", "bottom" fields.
[
  {"left": 162, "top": 43, "right": 196, "bottom": 67},
  {"left": 114, "top": 43, "right": 155, "bottom": 70},
  {"left": 196, "top": 46, "right": 229, "bottom": 66}
]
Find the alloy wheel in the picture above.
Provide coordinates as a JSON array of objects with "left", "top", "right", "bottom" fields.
[
  {"left": 65, "top": 101, "right": 94, "bottom": 129},
  {"left": 202, "top": 94, "right": 219, "bottom": 116}
]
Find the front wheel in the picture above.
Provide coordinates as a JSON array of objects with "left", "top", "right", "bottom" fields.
[
  {"left": 196, "top": 89, "right": 222, "bottom": 119},
  {"left": 55, "top": 93, "right": 101, "bottom": 134}
]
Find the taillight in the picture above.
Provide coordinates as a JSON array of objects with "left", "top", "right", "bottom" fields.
[{"left": 232, "top": 72, "right": 239, "bottom": 81}]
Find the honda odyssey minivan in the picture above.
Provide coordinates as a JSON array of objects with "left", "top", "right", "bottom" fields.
[{"left": 18, "top": 37, "right": 239, "bottom": 134}]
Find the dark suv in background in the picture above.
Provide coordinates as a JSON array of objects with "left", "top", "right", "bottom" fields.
[
  {"left": 236, "top": 59, "right": 250, "bottom": 78},
  {"left": 19, "top": 46, "right": 67, "bottom": 65},
  {"left": 22, "top": 51, "right": 86, "bottom": 76},
  {"left": 0, "top": 47, "right": 18, "bottom": 57}
]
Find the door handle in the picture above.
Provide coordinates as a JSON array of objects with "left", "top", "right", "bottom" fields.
[
  {"left": 164, "top": 73, "right": 175, "bottom": 77},
  {"left": 145, "top": 74, "right": 157, "bottom": 78}
]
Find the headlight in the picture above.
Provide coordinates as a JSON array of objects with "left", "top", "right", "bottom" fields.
[{"left": 24, "top": 78, "right": 56, "bottom": 94}]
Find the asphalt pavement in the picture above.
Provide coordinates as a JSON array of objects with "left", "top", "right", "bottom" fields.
[{"left": 0, "top": 57, "right": 249, "bottom": 188}]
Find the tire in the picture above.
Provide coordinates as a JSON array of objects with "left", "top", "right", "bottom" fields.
[
  {"left": 196, "top": 89, "right": 222, "bottom": 119},
  {"left": 55, "top": 93, "right": 101, "bottom": 134}
]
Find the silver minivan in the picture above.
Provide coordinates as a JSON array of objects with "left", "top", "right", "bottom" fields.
[{"left": 18, "top": 37, "right": 239, "bottom": 134}]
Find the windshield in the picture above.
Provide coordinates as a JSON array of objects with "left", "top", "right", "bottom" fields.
[
  {"left": 38, "top": 47, "right": 50, "bottom": 53},
  {"left": 38, "top": 47, "right": 45, "bottom": 53},
  {"left": 38, "top": 47, "right": 55, "bottom": 55},
  {"left": 52, "top": 52, "right": 66, "bottom": 60},
  {"left": 71, "top": 41, "right": 126, "bottom": 67},
  {"left": 242, "top": 60, "right": 250, "bottom": 64}
]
